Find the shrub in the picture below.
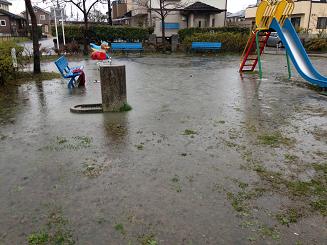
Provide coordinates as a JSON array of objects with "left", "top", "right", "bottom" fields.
[
  {"left": 178, "top": 26, "right": 250, "bottom": 42},
  {"left": 62, "top": 41, "right": 81, "bottom": 54},
  {"left": 0, "top": 41, "right": 24, "bottom": 83},
  {"left": 183, "top": 32, "right": 248, "bottom": 52},
  {"left": 305, "top": 38, "right": 327, "bottom": 52},
  {"left": 52, "top": 25, "right": 152, "bottom": 44}
]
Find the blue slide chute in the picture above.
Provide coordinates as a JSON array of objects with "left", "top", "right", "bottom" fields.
[{"left": 270, "top": 18, "right": 327, "bottom": 88}]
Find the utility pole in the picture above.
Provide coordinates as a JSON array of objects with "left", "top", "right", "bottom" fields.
[
  {"left": 107, "top": 0, "right": 112, "bottom": 25},
  {"left": 307, "top": 0, "right": 313, "bottom": 31},
  {"left": 224, "top": 0, "right": 227, "bottom": 27}
]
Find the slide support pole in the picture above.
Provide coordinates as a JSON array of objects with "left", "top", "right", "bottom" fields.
[
  {"left": 256, "top": 31, "right": 263, "bottom": 79},
  {"left": 285, "top": 50, "right": 292, "bottom": 80}
]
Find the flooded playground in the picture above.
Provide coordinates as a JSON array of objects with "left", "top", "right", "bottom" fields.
[{"left": 0, "top": 54, "right": 326, "bottom": 244}]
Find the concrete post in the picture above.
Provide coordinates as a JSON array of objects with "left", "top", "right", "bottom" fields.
[
  {"left": 99, "top": 64, "right": 127, "bottom": 112},
  {"left": 171, "top": 34, "right": 179, "bottom": 52}
]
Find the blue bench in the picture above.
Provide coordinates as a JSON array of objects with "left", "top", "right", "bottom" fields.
[
  {"left": 111, "top": 42, "right": 143, "bottom": 52},
  {"left": 54, "top": 56, "right": 84, "bottom": 88},
  {"left": 191, "top": 42, "right": 222, "bottom": 52}
]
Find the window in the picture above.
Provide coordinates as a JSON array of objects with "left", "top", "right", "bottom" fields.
[
  {"left": 198, "top": 21, "right": 202, "bottom": 28},
  {"left": 212, "top": 18, "right": 215, "bottom": 27},
  {"left": 44, "top": 25, "right": 49, "bottom": 33},
  {"left": 317, "top": 17, "right": 327, "bottom": 29},
  {"left": 291, "top": 17, "right": 301, "bottom": 29},
  {"left": 0, "top": 20, "right": 6, "bottom": 26},
  {"left": 164, "top": 23, "right": 180, "bottom": 29},
  {"left": 40, "top": 15, "right": 46, "bottom": 20}
]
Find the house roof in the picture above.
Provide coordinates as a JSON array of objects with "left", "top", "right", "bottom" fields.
[
  {"left": 227, "top": 10, "right": 245, "bottom": 18},
  {"left": 21, "top": 6, "right": 50, "bottom": 15},
  {"left": 183, "top": 1, "right": 225, "bottom": 13},
  {"left": 0, "top": 0, "right": 12, "bottom": 6},
  {"left": 0, "top": 9, "right": 25, "bottom": 20}
]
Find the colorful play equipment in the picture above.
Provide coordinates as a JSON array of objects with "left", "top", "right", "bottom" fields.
[
  {"left": 240, "top": 0, "right": 327, "bottom": 88},
  {"left": 90, "top": 41, "right": 112, "bottom": 63}
]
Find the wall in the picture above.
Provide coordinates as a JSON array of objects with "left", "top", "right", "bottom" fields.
[
  {"left": 112, "top": 2, "right": 128, "bottom": 18},
  {"left": 0, "top": 15, "right": 11, "bottom": 35}
]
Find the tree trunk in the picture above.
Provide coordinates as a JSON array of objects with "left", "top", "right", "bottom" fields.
[
  {"left": 107, "top": 0, "right": 112, "bottom": 25},
  {"left": 83, "top": 14, "right": 89, "bottom": 55},
  {"left": 99, "top": 64, "right": 127, "bottom": 112},
  {"left": 161, "top": 15, "right": 166, "bottom": 52},
  {"left": 25, "top": 0, "right": 40, "bottom": 74}
]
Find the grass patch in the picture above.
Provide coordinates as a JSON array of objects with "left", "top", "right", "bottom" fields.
[
  {"left": 257, "top": 132, "right": 294, "bottom": 147},
  {"left": 137, "top": 234, "right": 157, "bottom": 245},
  {"left": 182, "top": 129, "right": 197, "bottom": 136},
  {"left": 114, "top": 223, "right": 125, "bottom": 235},
  {"left": 284, "top": 153, "right": 299, "bottom": 163},
  {"left": 6, "top": 72, "right": 61, "bottom": 85},
  {"left": 28, "top": 231, "right": 49, "bottom": 245},
  {"left": 310, "top": 199, "right": 327, "bottom": 216},
  {"left": 253, "top": 163, "right": 327, "bottom": 216},
  {"left": 135, "top": 144, "right": 144, "bottom": 150},
  {"left": 119, "top": 103, "right": 132, "bottom": 112},
  {"left": 170, "top": 175, "right": 182, "bottom": 192},
  {"left": 226, "top": 184, "right": 264, "bottom": 216},
  {"left": 276, "top": 208, "right": 302, "bottom": 226},
  {"left": 27, "top": 207, "right": 75, "bottom": 245},
  {"left": 82, "top": 160, "right": 110, "bottom": 178},
  {"left": 44, "top": 136, "right": 93, "bottom": 151}
]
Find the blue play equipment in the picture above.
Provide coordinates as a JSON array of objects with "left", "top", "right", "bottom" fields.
[
  {"left": 54, "top": 56, "right": 84, "bottom": 89},
  {"left": 191, "top": 42, "right": 222, "bottom": 51},
  {"left": 111, "top": 42, "right": 144, "bottom": 52},
  {"left": 270, "top": 18, "right": 327, "bottom": 88}
]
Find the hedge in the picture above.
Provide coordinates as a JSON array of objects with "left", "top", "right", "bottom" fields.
[
  {"left": 183, "top": 32, "right": 248, "bottom": 52},
  {"left": 178, "top": 26, "right": 250, "bottom": 42},
  {"left": 52, "top": 25, "right": 154, "bottom": 43},
  {"left": 305, "top": 38, "right": 327, "bottom": 52},
  {"left": 0, "top": 41, "right": 24, "bottom": 83}
]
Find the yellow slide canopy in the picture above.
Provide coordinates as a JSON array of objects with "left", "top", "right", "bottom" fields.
[{"left": 255, "top": 0, "right": 294, "bottom": 30}]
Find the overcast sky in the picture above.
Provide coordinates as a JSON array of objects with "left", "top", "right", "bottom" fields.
[{"left": 8, "top": 0, "right": 257, "bottom": 16}]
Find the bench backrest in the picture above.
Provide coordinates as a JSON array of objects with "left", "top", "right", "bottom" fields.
[
  {"left": 55, "top": 56, "right": 69, "bottom": 76},
  {"left": 111, "top": 42, "right": 143, "bottom": 50},
  {"left": 191, "top": 42, "right": 222, "bottom": 49}
]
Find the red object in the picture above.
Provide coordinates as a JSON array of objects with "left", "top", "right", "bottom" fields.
[
  {"left": 91, "top": 51, "right": 107, "bottom": 60},
  {"left": 239, "top": 31, "right": 270, "bottom": 72},
  {"left": 77, "top": 71, "right": 85, "bottom": 87},
  {"left": 72, "top": 68, "right": 82, "bottom": 73}
]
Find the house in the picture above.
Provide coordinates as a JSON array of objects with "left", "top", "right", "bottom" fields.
[
  {"left": 226, "top": 10, "right": 252, "bottom": 28},
  {"left": 21, "top": 6, "right": 51, "bottom": 35},
  {"left": 112, "top": 0, "right": 227, "bottom": 37},
  {"left": 0, "top": 0, "right": 11, "bottom": 11},
  {"left": 245, "top": 0, "right": 327, "bottom": 34},
  {"left": 0, "top": 1, "right": 27, "bottom": 37}
]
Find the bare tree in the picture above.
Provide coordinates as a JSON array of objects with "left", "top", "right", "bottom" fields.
[
  {"left": 65, "top": 0, "right": 102, "bottom": 54},
  {"left": 25, "top": 0, "right": 41, "bottom": 74},
  {"left": 137, "top": 0, "right": 187, "bottom": 48}
]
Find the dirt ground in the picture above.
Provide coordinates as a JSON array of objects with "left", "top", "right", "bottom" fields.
[{"left": 0, "top": 54, "right": 326, "bottom": 244}]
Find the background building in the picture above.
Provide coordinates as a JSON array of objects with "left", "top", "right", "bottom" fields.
[
  {"left": 245, "top": 0, "right": 327, "bottom": 34},
  {"left": 111, "top": 0, "right": 227, "bottom": 37},
  {"left": 0, "top": 0, "right": 27, "bottom": 37},
  {"left": 21, "top": 6, "right": 51, "bottom": 36}
]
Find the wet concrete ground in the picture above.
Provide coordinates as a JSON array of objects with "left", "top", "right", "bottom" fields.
[{"left": 0, "top": 54, "right": 326, "bottom": 244}]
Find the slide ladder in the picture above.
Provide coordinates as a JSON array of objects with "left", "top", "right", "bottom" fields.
[{"left": 239, "top": 31, "right": 270, "bottom": 72}]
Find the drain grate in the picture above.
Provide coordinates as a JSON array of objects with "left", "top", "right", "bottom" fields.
[{"left": 70, "top": 103, "right": 103, "bottom": 113}]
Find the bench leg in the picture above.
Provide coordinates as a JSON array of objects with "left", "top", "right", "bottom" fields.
[{"left": 68, "top": 78, "right": 75, "bottom": 89}]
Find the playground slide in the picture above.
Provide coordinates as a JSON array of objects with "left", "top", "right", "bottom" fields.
[{"left": 270, "top": 18, "right": 327, "bottom": 88}]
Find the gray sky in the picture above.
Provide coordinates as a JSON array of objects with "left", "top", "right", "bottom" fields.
[{"left": 9, "top": 0, "right": 257, "bottom": 15}]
